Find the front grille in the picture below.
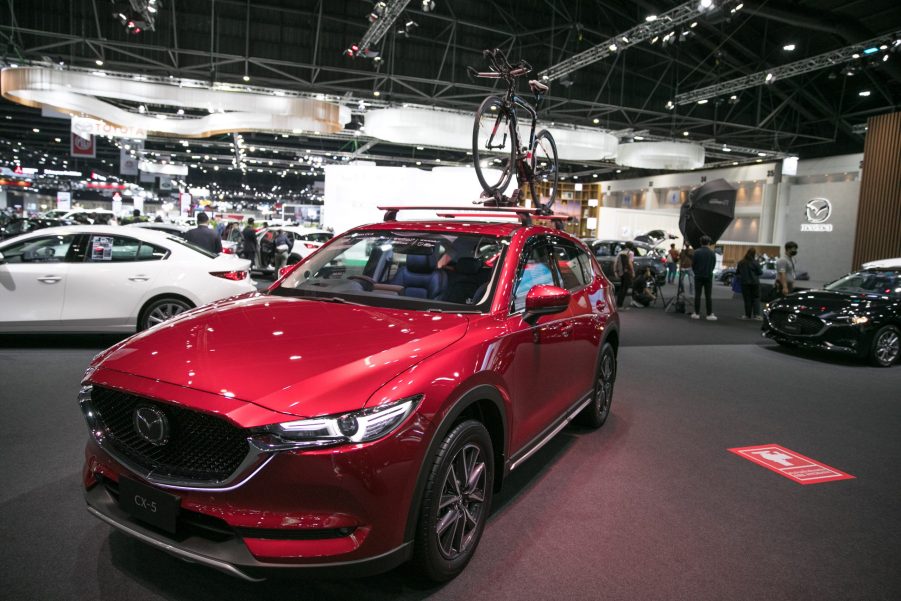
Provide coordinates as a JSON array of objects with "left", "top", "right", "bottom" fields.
[
  {"left": 769, "top": 310, "right": 824, "bottom": 336},
  {"left": 90, "top": 385, "right": 250, "bottom": 482}
]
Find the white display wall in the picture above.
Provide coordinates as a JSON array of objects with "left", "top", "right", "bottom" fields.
[
  {"left": 595, "top": 207, "right": 682, "bottom": 245},
  {"left": 322, "top": 164, "right": 510, "bottom": 235}
]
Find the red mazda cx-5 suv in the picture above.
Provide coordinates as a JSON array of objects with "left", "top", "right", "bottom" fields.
[{"left": 80, "top": 207, "right": 619, "bottom": 582}]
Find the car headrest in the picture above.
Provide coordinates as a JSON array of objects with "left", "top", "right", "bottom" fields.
[
  {"left": 456, "top": 257, "right": 483, "bottom": 275},
  {"left": 406, "top": 253, "right": 438, "bottom": 274}
]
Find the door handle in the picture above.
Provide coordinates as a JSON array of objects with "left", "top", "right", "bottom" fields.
[
  {"left": 561, "top": 324, "right": 573, "bottom": 338},
  {"left": 128, "top": 275, "right": 150, "bottom": 282},
  {"left": 38, "top": 276, "right": 62, "bottom": 284}
]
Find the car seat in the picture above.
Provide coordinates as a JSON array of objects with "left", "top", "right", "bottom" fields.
[
  {"left": 442, "top": 257, "right": 488, "bottom": 304},
  {"left": 391, "top": 252, "right": 447, "bottom": 299}
]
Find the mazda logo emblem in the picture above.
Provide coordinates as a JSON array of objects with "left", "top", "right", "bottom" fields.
[
  {"left": 133, "top": 406, "right": 169, "bottom": 446},
  {"left": 805, "top": 198, "right": 832, "bottom": 224},
  {"left": 787, "top": 314, "right": 798, "bottom": 323}
]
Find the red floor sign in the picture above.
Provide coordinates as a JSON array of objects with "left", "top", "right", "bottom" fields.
[{"left": 728, "top": 444, "right": 855, "bottom": 485}]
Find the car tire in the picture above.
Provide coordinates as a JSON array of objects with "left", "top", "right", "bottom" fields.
[
  {"left": 413, "top": 420, "right": 494, "bottom": 582},
  {"left": 138, "top": 297, "right": 193, "bottom": 331},
  {"left": 869, "top": 325, "right": 900, "bottom": 367},
  {"left": 578, "top": 342, "right": 616, "bottom": 428},
  {"left": 775, "top": 338, "right": 797, "bottom": 349}
]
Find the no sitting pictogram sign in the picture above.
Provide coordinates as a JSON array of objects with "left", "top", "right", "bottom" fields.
[{"left": 728, "top": 444, "right": 855, "bottom": 485}]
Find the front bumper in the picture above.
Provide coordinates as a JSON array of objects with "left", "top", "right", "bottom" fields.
[
  {"left": 82, "top": 382, "right": 434, "bottom": 580},
  {"left": 762, "top": 317, "right": 872, "bottom": 356}
]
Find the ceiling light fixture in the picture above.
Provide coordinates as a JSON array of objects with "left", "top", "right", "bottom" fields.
[{"left": 783, "top": 44, "right": 796, "bottom": 51}]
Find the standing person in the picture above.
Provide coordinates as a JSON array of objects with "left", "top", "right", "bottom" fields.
[
  {"left": 666, "top": 243, "right": 679, "bottom": 284},
  {"left": 613, "top": 242, "right": 635, "bottom": 309},
  {"left": 273, "top": 228, "right": 291, "bottom": 273},
  {"left": 242, "top": 218, "right": 258, "bottom": 267},
  {"left": 184, "top": 212, "right": 223, "bottom": 254},
  {"left": 775, "top": 241, "right": 799, "bottom": 297},
  {"left": 678, "top": 245, "right": 695, "bottom": 295},
  {"left": 737, "top": 248, "right": 763, "bottom": 320},
  {"left": 691, "top": 235, "right": 717, "bottom": 320}
]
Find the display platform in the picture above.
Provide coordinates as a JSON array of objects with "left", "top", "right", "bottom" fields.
[{"left": 1, "top": 288, "right": 899, "bottom": 601}]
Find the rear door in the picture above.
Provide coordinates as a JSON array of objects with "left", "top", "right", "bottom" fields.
[
  {"left": 0, "top": 233, "right": 79, "bottom": 329},
  {"left": 61, "top": 233, "right": 169, "bottom": 328}
]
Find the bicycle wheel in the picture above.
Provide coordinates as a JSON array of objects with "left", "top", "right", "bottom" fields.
[
  {"left": 472, "top": 95, "right": 515, "bottom": 194},
  {"left": 531, "top": 129, "right": 559, "bottom": 207}
]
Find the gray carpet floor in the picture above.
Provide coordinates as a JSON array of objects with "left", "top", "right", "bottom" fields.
[{"left": 2, "top": 284, "right": 900, "bottom": 601}]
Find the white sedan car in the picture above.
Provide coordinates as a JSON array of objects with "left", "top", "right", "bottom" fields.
[{"left": 0, "top": 225, "right": 255, "bottom": 333}]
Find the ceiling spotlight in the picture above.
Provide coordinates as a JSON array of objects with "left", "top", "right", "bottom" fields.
[
  {"left": 665, "top": 100, "right": 675, "bottom": 110},
  {"left": 697, "top": 99, "right": 708, "bottom": 104},
  {"left": 728, "top": 94, "right": 739, "bottom": 103},
  {"left": 32, "top": 128, "right": 40, "bottom": 133},
  {"left": 177, "top": 108, "right": 185, "bottom": 115},
  {"left": 421, "top": 0, "right": 436, "bottom": 12},
  {"left": 397, "top": 20, "right": 418, "bottom": 37},
  {"left": 138, "top": 104, "right": 147, "bottom": 113},
  {"left": 859, "top": 90, "right": 871, "bottom": 97},
  {"left": 645, "top": 15, "right": 658, "bottom": 22},
  {"left": 682, "top": 131, "right": 690, "bottom": 136},
  {"left": 698, "top": 0, "right": 714, "bottom": 11},
  {"left": 783, "top": 44, "right": 796, "bottom": 51},
  {"left": 592, "top": 118, "right": 600, "bottom": 124},
  {"left": 764, "top": 72, "right": 774, "bottom": 83},
  {"left": 243, "top": 74, "right": 250, "bottom": 81},
  {"left": 373, "top": 90, "right": 381, "bottom": 97},
  {"left": 95, "top": 59, "right": 104, "bottom": 66},
  {"left": 608, "top": 43, "right": 618, "bottom": 52}
]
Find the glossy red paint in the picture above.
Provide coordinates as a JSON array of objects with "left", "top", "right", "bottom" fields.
[
  {"left": 81, "top": 219, "right": 619, "bottom": 580},
  {"left": 525, "top": 284, "right": 571, "bottom": 316}
]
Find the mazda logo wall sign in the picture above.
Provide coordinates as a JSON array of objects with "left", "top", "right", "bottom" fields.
[
  {"left": 133, "top": 406, "right": 170, "bottom": 446},
  {"left": 801, "top": 197, "right": 834, "bottom": 232}
]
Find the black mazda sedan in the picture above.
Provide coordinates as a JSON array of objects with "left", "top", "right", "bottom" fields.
[{"left": 762, "top": 268, "right": 901, "bottom": 367}]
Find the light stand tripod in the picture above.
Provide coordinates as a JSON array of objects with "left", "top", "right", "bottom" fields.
[{"left": 664, "top": 244, "right": 691, "bottom": 313}]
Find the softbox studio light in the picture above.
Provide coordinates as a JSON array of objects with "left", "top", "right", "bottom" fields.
[{"left": 679, "top": 178, "right": 736, "bottom": 247}]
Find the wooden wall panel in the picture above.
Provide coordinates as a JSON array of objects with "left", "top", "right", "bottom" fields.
[{"left": 853, "top": 112, "right": 901, "bottom": 268}]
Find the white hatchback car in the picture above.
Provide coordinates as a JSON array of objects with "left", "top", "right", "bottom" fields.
[
  {"left": 0, "top": 225, "right": 255, "bottom": 333},
  {"left": 253, "top": 226, "right": 332, "bottom": 273}
]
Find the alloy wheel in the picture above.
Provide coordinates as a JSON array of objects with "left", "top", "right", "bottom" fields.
[
  {"left": 435, "top": 443, "right": 487, "bottom": 560},
  {"left": 596, "top": 347, "right": 616, "bottom": 416},
  {"left": 147, "top": 302, "right": 189, "bottom": 327},
  {"left": 875, "top": 329, "right": 899, "bottom": 365}
]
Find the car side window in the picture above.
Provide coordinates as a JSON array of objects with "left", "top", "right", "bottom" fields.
[
  {"left": 551, "top": 244, "right": 589, "bottom": 291},
  {"left": 0, "top": 234, "right": 76, "bottom": 263},
  {"left": 634, "top": 246, "right": 648, "bottom": 257},
  {"left": 511, "top": 242, "right": 555, "bottom": 313},
  {"left": 88, "top": 235, "right": 143, "bottom": 262},
  {"left": 137, "top": 243, "right": 169, "bottom": 261}
]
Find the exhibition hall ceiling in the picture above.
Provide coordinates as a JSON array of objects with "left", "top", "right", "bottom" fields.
[{"left": 1, "top": 0, "right": 900, "bottom": 194}]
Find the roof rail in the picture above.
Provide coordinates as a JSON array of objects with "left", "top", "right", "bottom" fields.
[{"left": 377, "top": 205, "right": 573, "bottom": 229}]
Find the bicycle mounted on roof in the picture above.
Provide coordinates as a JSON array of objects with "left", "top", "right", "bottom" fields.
[{"left": 468, "top": 48, "right": 559, "bottom": 216}]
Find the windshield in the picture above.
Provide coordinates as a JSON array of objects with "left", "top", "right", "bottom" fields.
[
  {"left": 274, "top": 230, "right": 506, "bottom": 311},
  {"left": 165, "top": 235, "right": 219, "bottom": 258},
  {"left": 824, "top": 271, "right": 901, "bottom": 297}
]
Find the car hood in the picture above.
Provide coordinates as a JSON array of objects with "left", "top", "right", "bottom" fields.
[
  {"left": 773, "top": 290, "right": 894, "bottom": 317},
  {"left": 95, "top": 294, "right": 469, "bottom": 417}
]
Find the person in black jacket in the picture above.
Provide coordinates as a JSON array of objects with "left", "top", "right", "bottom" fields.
[
  {"left": 184, "top": 212, "right": 222, "bottom": 254},
  {"left": 691, "top": 235, "right": 717, "bottom": 320},
  {"left": 241, "top": 218, "right": 257, "bottom": 267},
  {"left": 737, "top": 247, "right": 763, "bottom": 320}
]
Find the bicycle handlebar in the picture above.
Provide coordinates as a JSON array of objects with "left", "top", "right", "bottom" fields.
[{"left": 476, "top": 48, "right": 532, "bottom": 79}]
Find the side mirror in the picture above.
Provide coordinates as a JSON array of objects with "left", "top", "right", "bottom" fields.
[
  {"left": 524, "top": 285, "right": 570, "bottom": 323},
  {"left": 277, "top": 265, "right": 293, "bottom": 279}
]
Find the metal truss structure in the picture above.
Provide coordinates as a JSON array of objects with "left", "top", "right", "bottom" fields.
[
  {"left": 0, "top": 0, "right": 898, "bottom": 196},
  {"left": 676, "top": 30, "right": 901, "bottom": 105},
  {"left": 355, "top": 0, "right": 411, "bottom": 57},
  {"left": 538, "top": 0, "right": 734, "bottom": 82}
]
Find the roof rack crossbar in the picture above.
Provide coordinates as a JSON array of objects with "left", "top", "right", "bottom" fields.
[{"left": 377, "top": 204, "right": 567, "bottom": 228}]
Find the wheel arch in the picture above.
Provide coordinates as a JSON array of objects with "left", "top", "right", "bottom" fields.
[
  {"left": 136, "top": 292, "right": 196, "bottom": 331},
  {"left": 404, "top": 384, "right": 508, "bottom": 542}
]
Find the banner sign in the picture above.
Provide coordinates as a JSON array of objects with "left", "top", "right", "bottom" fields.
[
  {"left": 72, "top": 116, "right": 147, "bottom": 140},
  {"left": 120, "top": 148, "right": 139, "bottom": 175},
  {"left": 139, "top": 160, "right": 188, "bottom": 177},
  {"left": 728, "top": 444, "right": 855, "bottom": 485},
  {"left": 56, "top": 191, "right": 71, "bottom": 211},
  {"left": 179, "top": 193, "right": 192, "bottom": 215},
  {"left": 71, "top": 132, "right": 95, "bottom": 158}
]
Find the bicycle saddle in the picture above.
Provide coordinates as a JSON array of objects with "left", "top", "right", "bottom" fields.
[{"left": 528, "top": 80, "right": 549, "bottom": 94}]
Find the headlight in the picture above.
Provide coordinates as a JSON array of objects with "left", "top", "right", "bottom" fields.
[{"left": 252, "top": 394, "right": 422, "bottom": 451}]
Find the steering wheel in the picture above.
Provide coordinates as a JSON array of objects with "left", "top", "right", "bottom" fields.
[{"left": 347, "top": 275, "right": 376, "bottom": 291}]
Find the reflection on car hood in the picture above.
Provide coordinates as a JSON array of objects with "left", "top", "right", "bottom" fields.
[
  {"left": 96, "top": 294, "right": 469, "bottom": 417},
  {"left": 773, "top": 290, "right": 894, "bottom": 317}
]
